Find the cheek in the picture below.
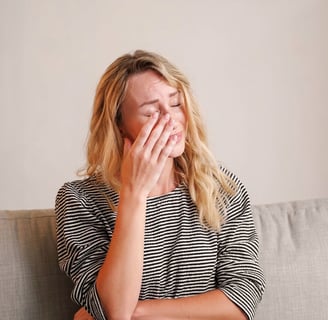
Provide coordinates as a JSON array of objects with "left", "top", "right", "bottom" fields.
[
  {"left": 121, "top": 118, "right": 145, "bottom": 141},
  {"left": 175, "top": 110, "right": 187, "bottom": 129}
]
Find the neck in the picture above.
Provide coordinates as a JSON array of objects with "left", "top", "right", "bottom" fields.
[{"left": 149, "top": 159, "right": 177, "bottom": 197}]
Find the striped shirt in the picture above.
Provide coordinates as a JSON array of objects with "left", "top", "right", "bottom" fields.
[{"left": 55, "top": 169, "right": 265, "bottom": 320}]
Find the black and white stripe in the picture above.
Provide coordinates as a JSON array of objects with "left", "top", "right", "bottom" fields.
[{"left": 55, "top": 168, "right": 265, "bottom": 320}]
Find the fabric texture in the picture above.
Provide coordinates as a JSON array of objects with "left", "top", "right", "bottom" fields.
[
  {"left": 0, "top": 209, "right": 78, "bottom": 320},
  {"left": 55, "top": 169, "right": 265, "bottom": 320},
  {"left": 253, "top": 199, "right": 328, "bottom": 320}
]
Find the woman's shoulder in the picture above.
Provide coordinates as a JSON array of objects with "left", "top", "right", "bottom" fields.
[
  {"left": 57, "top": 175, "right": 98, "bottom": 197},
  {"left": 219, "top": 165, "right": 244, "bottom": 188},
  {"left": 219, "top": 165, "right": 252, "bottom": 221},
  {"left": 56, "top": 175, "right": 117, "bottom": 207}
]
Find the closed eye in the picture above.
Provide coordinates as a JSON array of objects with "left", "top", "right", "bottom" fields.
[
  {"left": 171, "top": 103, "right": 181, "bottom": 107},
  {"left": 144, "top": 110, "right": 160, "bottom": 117}
]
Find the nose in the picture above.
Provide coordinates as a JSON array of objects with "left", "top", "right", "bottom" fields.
[
  {"left": 160, "top": 108, "right": 177, "bottom": 131},
  {"left": 158, "top": 102, "right": 174, "bottom": 118}
]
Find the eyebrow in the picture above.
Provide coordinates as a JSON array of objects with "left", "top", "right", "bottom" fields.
[{"left": 139, "top": 91, "right": 179, "bottom": 108}]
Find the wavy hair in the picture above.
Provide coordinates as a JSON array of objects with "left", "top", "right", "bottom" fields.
[{"left": 83, "top": 50, "right": 235, "bottom": 231}]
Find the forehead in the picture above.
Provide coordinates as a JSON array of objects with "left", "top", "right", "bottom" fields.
[{"left": 125, "top": 70, "right": 177, "bottom": 102}]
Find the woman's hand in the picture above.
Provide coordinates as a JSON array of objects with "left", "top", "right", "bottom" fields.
[
  {"left": 120, "top": 112, "right": 177, "bottom": 197},
  {"left": 73, "top": 307, "right": 94, "bottom": 320}
]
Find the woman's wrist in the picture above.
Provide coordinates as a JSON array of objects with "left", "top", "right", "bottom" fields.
[{"left": 119, "top": 185, "right": 148, "bottom": 203}]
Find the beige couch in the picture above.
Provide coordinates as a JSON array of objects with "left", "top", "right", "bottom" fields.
[{"left": 1, "top": 198, "right": 327, "bottom": 320}]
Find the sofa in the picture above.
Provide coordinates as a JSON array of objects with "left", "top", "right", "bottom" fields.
[{"left": 0, "top": 198, "right": 327, "bottom": 320}]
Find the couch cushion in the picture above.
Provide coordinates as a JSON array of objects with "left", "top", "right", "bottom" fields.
[
  {"left": 1, "top": 199, "right": 327, "bottom": 320},
  {"left": 253, "top": 199, "right": 328, "bottom": 320},
  {"left": 0, "top": 209, "right": 78, "bottom": 320}
]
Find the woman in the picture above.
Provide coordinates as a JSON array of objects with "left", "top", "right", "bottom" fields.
[{"left": 55, "top": 50, "right": 265, "bottom": 320}]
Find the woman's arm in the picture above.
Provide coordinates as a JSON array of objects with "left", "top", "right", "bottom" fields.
[
  {"left": 74, "top": 290, "right": 246, "bottom": 320},
  {"left": 133, "top": 289, "right": 247, "bottom": 320},
  {"left": 96, "top": 189, "right": 147, "bottom": 320},
  {"left": 95, "top": 113, "right": 177, "bottom": 320},
  {"left": 73, "top": 290, "right": 246, "bottom": 320}
]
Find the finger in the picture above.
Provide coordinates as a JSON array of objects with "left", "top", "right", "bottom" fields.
[
  {"left": 144, "top": 113, "right": 172, "bottom": 153},
  {"left": 134, "top": 112, "right": 159, "bottom": 147},
  {"left": 157, "top": 134, "right": 178, "bottom": 163},
  {"left": 150, "top": 118, "right": 175, "bottom": 160}
]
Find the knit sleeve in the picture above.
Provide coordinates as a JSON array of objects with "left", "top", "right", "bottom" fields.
[
  {"left": 216, "top": 173, "right": 265, "bottom": 320},
  {"left": 55, "top": 182, "right": 109, "bottom": 320}
]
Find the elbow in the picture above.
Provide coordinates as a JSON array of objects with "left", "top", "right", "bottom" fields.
[
  {"left": 99, "top": 300, "right": 135, "bottom": 320},
  {"left": 108, "top": 314, "right": 132, "bottom": 320},
  {"left": 97, "top": 292, "right": 135, "bottom": 320},
  {"left": 102, "top": 306, "right": 134, "bottom": 320},
  {"left": 96, "top": 281, "right": 135, "bottom": 320}
]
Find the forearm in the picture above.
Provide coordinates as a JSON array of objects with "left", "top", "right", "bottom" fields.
[
  {"left": 95, "top": 113, "right": 179, "bottom": 319},
  {"left": 132, "top": 289, "right": 247, "bottom": 320},
  {"left": 96, "top": 189, "right": 146, "bottom": 319}
]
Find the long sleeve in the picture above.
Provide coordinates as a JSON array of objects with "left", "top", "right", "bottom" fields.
[
  {"left": 216, "top": 174, "right": 265, "bottom": 320},
  {"left": 55, "top": 181, "right": 110, "bottom": 320}
]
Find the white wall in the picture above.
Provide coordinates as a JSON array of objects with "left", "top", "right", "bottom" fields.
[{"left": 1, "top": 0, "right": 327, "bottom": 209}]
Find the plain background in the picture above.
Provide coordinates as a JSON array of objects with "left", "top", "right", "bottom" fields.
[{"left": 1, "top": 0, "right": 327, "bottom": 210}]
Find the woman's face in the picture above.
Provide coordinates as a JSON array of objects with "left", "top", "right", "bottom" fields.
[{"left": 119, "top": 70, "right": 187, "bottom": 158}]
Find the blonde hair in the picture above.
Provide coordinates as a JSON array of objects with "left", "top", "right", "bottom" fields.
[{"left": 83, "top": 50, "right": 235, "bottom": 231}]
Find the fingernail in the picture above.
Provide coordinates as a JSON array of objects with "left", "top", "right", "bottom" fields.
[{"left": 164, "top": 113, "right": 170, "bottom": 120}]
